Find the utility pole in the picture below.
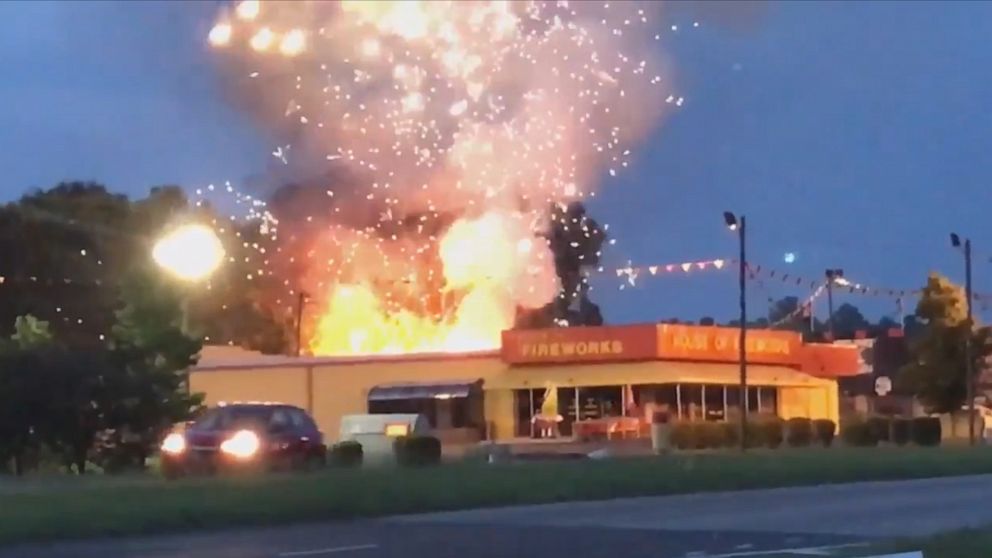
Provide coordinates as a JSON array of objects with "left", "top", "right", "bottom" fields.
[
  {"left": 952, "top": 234, "right": 976, "bottom": 446},
  {"left": 824, "top": 269, "right": 844, "bottom": 340},
  {"left": 295, "top": 291, "right": 309, "bottom": 357},
  {"left": 724, "top": 212, "right": 747, "bottom": 451},
  {"left": 966, "top": 238, "right": 975, "bottom": 446}
]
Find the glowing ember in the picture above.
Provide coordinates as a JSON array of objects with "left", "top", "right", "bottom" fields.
[{"left": 206, "top": 1, "right": 675, "bottom": 355}]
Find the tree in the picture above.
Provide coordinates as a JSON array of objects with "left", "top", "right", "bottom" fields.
[
  {"left": 0, "top": 182, "right": 289, "bottom": 354},
  {"left": 0, "top": 314, "right": 62, "bottom": 474},
  {"left": 0, "top": 182, "right": 132, "bottom": 347},
  {"left": 0, "top": 346, "right": 46, "bottom": 474},
  {"left": 899, "top": 273, "right": 992, "bottom": 414},
  {"left": 767, "top": 296, "right": 817, "bottom": 335},
  {"left": 768, "top": 296, "right": 800, "bottom": 325},
  {"left": 10, "top": 315, "right": 52, "bottom": 349},
  {"left": 830, "top": 303, "right": 870, "bottom": 339},
  {"left": 516, "top": 202, "right": 607, "bottom": 328},
  {"left": 903, "top": 313, "right": 926, "bottom": 339},
  {"left": 99, "top": 268, "right": 205, "bottom": 471},
  {"left": 38, "top": 347, "right": 113, "bottom": 474},
  {"left": 185, "top": 218, "right": 291, "bottom": 354}
]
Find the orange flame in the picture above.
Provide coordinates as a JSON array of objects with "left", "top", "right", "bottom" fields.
[{"left": 308, "top": 210, "right": 557, "bottom": 356}]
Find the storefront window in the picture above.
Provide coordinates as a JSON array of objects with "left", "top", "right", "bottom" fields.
[
  {"left": 557, "top": 387, "right": 577, "bottom": 436},
  {"left": 632, "top": 384, "right": 677, "bottom": 422},
  {"left": 704, "top": 385, "right": 726, "bottom": 421},
  {"left": 726, "top": 386, "right": 742, "bottom": 421},
  {"left": 577, "top": 386, "right": 622, "bottom": 420},
  {"left": 513, "top": 389, "right": 533, "bottom": 437},
  {"left": 760, "top": 387, "right": 778, "bottom": 416},
  {"left": 747, "top": 386, "right": 760, "bottom": 415},
  {"left": 679, "top": 384, "right": 703, "bottom": 421}
]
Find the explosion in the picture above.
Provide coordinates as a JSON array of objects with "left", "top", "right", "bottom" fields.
[{"left": 206, "top": 1, "right": 673, "bottom": 355}]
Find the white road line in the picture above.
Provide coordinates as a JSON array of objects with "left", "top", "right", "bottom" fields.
[{"left": 277, "top": 544, "right": 379, "bottom": 557}]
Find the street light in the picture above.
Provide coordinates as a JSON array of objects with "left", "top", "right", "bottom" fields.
[
  {"left": 153, "top": 224, "right": 225, "bottom": 334},
  {"left": 824, "top": 269, "right": 844, "bottom": 340},
  {"left": 724, "top": 211, "right": 747, "bottom": 451},
  {"left": 153, "top": 224, "right": 225, "bottom": 282},
  {"left": 950, "top": 232, "right": 975, "bottom": 446}
]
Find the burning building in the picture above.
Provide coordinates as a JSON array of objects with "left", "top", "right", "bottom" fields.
[{"left": 192, "top": 324, "right": 860, "bottom": 443}]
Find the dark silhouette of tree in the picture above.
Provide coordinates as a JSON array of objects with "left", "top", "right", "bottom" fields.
[
  {"left": 699, "top": 316, "right": 716, "bottom": 326},
  {"left": 0, "top": 182, "right": 289, "bottom": 354},
  {"left": 516, "top": 202, "right": 607, "bottom": 328},
  {"left": 830, "top": 303, "right": 871, "bottom": 339}
]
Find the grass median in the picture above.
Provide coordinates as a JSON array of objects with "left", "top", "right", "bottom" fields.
[
  {"left": 867, "top": 525, "right": 992, "bottom": 558},
  {"left": 3, "top": 446, "right": 992, "bottom": 545}
]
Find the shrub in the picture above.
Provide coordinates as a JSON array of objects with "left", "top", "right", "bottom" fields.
[
  {"left": 759, "top": 419, "right": 784, "bottom": 449},
  {"left": 841, "top": 420, "right": 878, "bottom": 447},
  {"left": 721, "top": 421, "right": 740, "bottom": 448},
  {"left": 812, "top": 419, "right": 836, "bottom": 447},
  {"left": 891, "top": 418, "right": 911, "bottom": 446},
  {"left": 669, "top": 422, "right": 694, "bottom": 450},
  {"left": 785, "top": 418, "right": 813, "bottom": 447},
  {"left": 393, "top": 435, "right": 442, "bottom": 467},
  {"left": 329, "top": 440, "right": 363, "bottom": 468},
  {"left": 695, "top": 422, "right": 728, "bottom": 449},
  {"left": 866, "top": 417, "right": 891, "bottom": 443},
  {"left": 911, "top": 417, "right": 942, "bottom": 446},
  {"left": 744, "top": 421, "right": 766, "bottom": 448},
  {"left": 669, "top": 422, "right": 738, "bottom": 450}
]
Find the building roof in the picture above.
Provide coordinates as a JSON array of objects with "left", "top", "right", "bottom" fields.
[{"left": 196, "top": 323, "right": 861, "bottom": 379}]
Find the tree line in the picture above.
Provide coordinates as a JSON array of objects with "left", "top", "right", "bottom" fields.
[
  {"left": 0, "top": 182, "right": 282, "bottom": 474},
  {"left": 672, "top": 297, "right": 905, "bottom": 341}
]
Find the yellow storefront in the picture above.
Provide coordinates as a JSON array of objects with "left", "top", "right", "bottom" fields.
[{"left": 191, "top": 324, "right": 858, "bottom": 443}]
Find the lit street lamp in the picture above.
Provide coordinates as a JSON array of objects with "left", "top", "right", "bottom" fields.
[
  {"left": 153, "top": 224, "right": 225, "bottom": 282},
  {"left": 723, "top": 211, "right": 747, "bottom": 451},
  {"left": 950, "top": 233, "right": 975, "bottom": 446},
  {"left": 153, "top": 224, "right": 225, "bottom": 334}
]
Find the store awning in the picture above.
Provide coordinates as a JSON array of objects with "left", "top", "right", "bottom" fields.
[{"left": 367, "top": 379, "right": 482, "bottom": 401}]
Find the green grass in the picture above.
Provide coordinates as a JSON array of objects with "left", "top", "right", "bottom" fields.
[
  {"left": 2, "top": 447, "right": 992, "bottom": 546},
  {"left": 869, "top": 525, "right": 992, "bottom": 558}
]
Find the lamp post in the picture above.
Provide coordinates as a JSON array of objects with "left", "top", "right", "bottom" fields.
[
  {"left": 724, "top": 211, "right": 747, "bottom": 451},
  {"left": 295, "top": 290, "right": 310, "bottom": 357},
  {"left": 152, "top": 223, "right": 225, "bottom": 334},
  {"left": 824, "top": 269, "right": 844, "bottom": 340},
  {"left": 951, "top": 233, "right": 975, "bottom": 446}
]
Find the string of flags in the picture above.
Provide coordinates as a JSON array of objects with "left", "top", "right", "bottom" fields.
[
  {"left": 609, "top": 258, "right": 729, "bottom": 289},
  {"left": 605, "top": 259, "right": 991, "bottom": 311}
]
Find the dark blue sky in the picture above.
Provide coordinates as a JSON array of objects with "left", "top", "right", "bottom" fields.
[{"left": 1, "top": 1, "right": 989, "bottom": 325}]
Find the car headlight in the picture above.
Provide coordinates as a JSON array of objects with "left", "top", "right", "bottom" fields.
[
  {"left": 220, "top": 430, "right": 261, "bottom": 459},
  {"left": 161, "top": 433, "right": 186, "bottom": 455}
]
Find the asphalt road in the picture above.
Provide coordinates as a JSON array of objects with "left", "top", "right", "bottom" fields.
[{"left": 7, "top": 474, "right": 992, "bottom": 558}]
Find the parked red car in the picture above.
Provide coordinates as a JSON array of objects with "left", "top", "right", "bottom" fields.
[{"left": 160, "top": 403, "right": 326, "bottom": 478}]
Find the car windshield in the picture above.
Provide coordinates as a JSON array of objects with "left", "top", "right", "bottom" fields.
[{"left": 192, "top": 406, "right": 275, "bottom": 431}]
